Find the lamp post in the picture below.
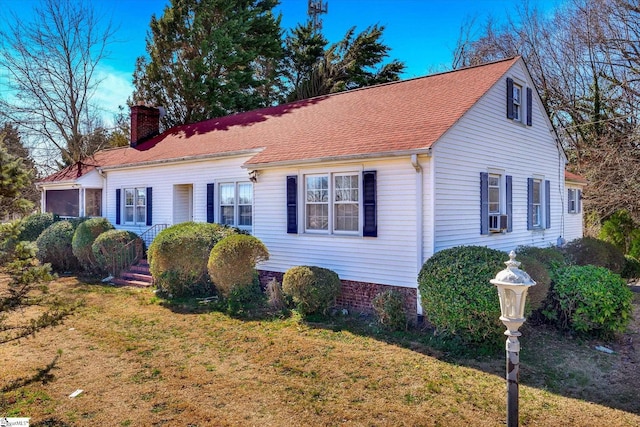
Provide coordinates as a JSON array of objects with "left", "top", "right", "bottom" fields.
[{"left": 490, "top": 251, "right": 536, "bottom": 427}]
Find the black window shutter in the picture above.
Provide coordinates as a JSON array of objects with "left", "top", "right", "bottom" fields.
[
  {"left": 545, "top": 180, "right": 551, "bottom": 229},
  {"left": 115, "top": 189, "right": 121, "bottom": 225},
  {"left": 146, "top": 187, "right": 153, "bottom": 226},
  {"left": 527, "top": 178, "right": 533, "bottom": 230},
  {"left": 206, "top": 183, "right": 215, "bottom": 223},
  {"left": 578, "top": 189, "right": 582, "bottom": 213},
  {"left": 506, "top": 78, "right": 514, "bottom": 119},
  {"left": 526, "top": 87, "right": 533, "bottom": 126},
  {"left": 286, "top": 176, "right": 298, "bottom": 234},
  {"left": 480, "top": 172, "right": 489, "bottom": 235},
  {"left": 506, "top": 175, "right": 513, "bottom": 232},
  {"left": 363, "top": 171, "right": 377, "bottom": 237}
]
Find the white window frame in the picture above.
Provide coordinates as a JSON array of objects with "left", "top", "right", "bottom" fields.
[
  {"left": 513, "top": 83, "right": 522, "bottom": 122},
  {"left": 84, "top": 188, "right": 102, "bottom": 217},
  {"left": 568, "top": 188, "right": 580, "bottom": 214},
  {"left": 219, "top": 182, "right": 253, "bottom": 232},
  {"left": 123, "top": 187, "right": 146, "bottom": 225},
  {"left": 304, "top": 172, "right": 361, "bottom": 235},
  {"left": 532, "top": 178, "right": 542, "bottom": 228},
  {"left": 488, "top": 173, "right": 502, "bottom": 215}
]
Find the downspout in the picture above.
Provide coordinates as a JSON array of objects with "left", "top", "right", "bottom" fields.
[
  {"left": 97, "top": 167, "right": 107, "bottom": 220},
  {"left": 411, "top": 154, "right": 424, "bottom": 316}
]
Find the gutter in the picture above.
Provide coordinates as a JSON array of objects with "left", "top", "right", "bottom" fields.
[
  {"left": 100, "top": 149, "right": 264, "bottom": 172},
  {"left": 243, "top": 148, "right": 433, "bottom": 170}
]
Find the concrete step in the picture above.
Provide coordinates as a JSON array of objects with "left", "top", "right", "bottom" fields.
[
  {"left": 111, "top": 277, "right": 152, "bottom": 288},
  {"left": 120, "top": 272, "right": 153, "bottom": 283},
  {"left": 111, "top": 259, "right": 153, "bottom": 288}
]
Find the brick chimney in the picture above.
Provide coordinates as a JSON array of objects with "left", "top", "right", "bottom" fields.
[{"left": 130, "top": 104, "right": 160, "bottom": 147}]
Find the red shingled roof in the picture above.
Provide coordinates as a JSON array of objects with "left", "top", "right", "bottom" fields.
[
  {"left": 42, "top": 57, "right": 521, "bottom": 182},
  {"left": 565, "top": 170, "right": 588, "bottom": 184}
]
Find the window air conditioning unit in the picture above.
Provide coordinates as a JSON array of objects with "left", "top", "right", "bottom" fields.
[{"left": 489, "top": 214, "right": 508, "bottom": 232}]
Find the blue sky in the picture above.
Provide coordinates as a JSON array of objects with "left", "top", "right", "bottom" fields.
[{"left": 1, "top": 0, "right": 566, "bottom": 124}]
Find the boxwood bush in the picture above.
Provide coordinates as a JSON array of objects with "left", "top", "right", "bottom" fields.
[
  {"left": 515, "top": 245, "right": 567, "bottom": 271},
  {"left": 563, "top": 237, "right": 626, "bottom": 274},
  {"left": 18, "top": 212, "right": 58, "bottom": 242},
  {"left": 516, "top": 254, "right": 551, "bottom": 314},
  {"left": 148, "top": 222, "right": 240, "bottom": 297},
  {"left": 208, "top": 234, "right": 269, "bottom": 298},
  {"left": 36, "top": 220, "right": 79, "bottom": 272},
  {"left": 544, "top": 265, "right": 633, "bottom": 338},
  {"left": 72, "top": 218, "right": 114, "bottom": 271},
  {"left": 92, "top": 229, "right": 144, "bottom": 276},
  {"left": 282, "top": 266, "right": 340, "bottom": 316},
  {"left": 418, "top": 246, "right": 506, "bottom": 345}
]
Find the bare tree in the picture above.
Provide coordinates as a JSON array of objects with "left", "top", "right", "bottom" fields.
[{"left": 0, "top": 0, "right": 115, "bottom": 170}]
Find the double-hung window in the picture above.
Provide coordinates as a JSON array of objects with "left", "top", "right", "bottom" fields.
[
  {"left": 488, "top": 174, "right": 501, "bottom": 215},
  {"left": 568, "top": 188, "right": 582, "bottom": 214},
  {"left": 305, "top": 173, "right": 359, "bottom": 234},
  {"left": 507, "top": 77, "right": 533, "bottom": 126},
  {"left": 527, "top": 178, "right": 551, "bottom": 230},
  {"left": 480, "top": 172, "right": 512, "bottom": 235},
  {"left": 512, "top": 83, "right": 522, "bottom": 122},
  {"left": 219, "top": 182, "right": 253, "bottom": 232},
  {"left": 124, "top": 188, "right": 146, "bottom": 225}
]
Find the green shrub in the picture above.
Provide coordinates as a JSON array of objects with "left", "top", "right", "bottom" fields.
[
  {"left": 598, "top": 210, "right": 639, "bottom": 254},
  {"left": 282, "top": 266, "right": 341, "bottom": 315},
  {"left": 208, "top": 235, "right": 269, "bottom": 298},
  {"left": 72, "top": 218, "right": 114, "bottom": 271},
  {"left": 18, "top": 212, "right": 58, "bottom": 241},
  {"left": 36, "top": 220, "right": 79, "bottom": 272},
  {"left": 563, "top": 237, "right": 626, "bottom": 274},
  {"left": 418, "top": 246, "right": 506, "bottom": 344},
  {"left": 372, "top": 289, "right": 407, "bottom": 331},
  {"left": 622, "top": 255, "right": 640, "bottom": 280},
  {"left": 92, "top": 229, "right": 144, "bottom": 276},
  {"left": 515, "top": 245, "right": 567, "bottom": 271},
  {"left": 148, "top": 222, "right": 240, "bottom": 297},
  {"left": 629, "top": 235, "right": 640, "bottom": 260},
  {"left": 544, "top": 265, "right": 633, "bottom": 337},
  {"left": 516, "top": 254, "right": 551, "bottom": 314},
  {"left": 226, "top": 274, "right": 265, "bottom": 316}
]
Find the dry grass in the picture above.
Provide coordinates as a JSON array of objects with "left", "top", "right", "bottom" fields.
[{"left": 0, "top": 277, "right": 639, "bottom": 426}]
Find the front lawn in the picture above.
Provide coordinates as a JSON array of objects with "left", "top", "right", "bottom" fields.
[{"left": 1, "top": 277, "right": 639, "bottom": 426}]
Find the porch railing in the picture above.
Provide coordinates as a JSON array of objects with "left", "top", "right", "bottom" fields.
[{"left": 106, "top": 223, "right": 168, "bottom": 278}]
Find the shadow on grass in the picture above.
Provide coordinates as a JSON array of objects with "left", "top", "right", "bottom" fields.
[{"left": 1, "top": 351, "right": 61, "bottom": 393}]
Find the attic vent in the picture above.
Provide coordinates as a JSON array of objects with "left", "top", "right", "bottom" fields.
[{"left": 489, "top": 214, "right": 508, "bottom": 232}]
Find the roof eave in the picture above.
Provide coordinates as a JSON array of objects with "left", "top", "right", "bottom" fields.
[
  {"left": 101, "top": 148, "right": 265, "bottom": 171},
  {"left": 243, "top": 148, "right": 433, "bottom": 170}
]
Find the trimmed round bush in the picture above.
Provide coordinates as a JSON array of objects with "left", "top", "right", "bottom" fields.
[
  {"left": 372, "top": 289, "right": 408, "bottom": 331},
  {"left": 148, "top": 222, "right": 240, "bottom": 297},
  {"left": 18, "top": 212, "right": 58, "bottom": 241},
  {"left": 282, "top": 266, "right": 341, "bottom": 315},
  {"left": 92, "top": 229, "right": 143, "bottom": 276},
  {"left": 563, "top": 237, "right": 626, "bottom": 274},
  {"left": 208, "top": 234, "right": 269, "bottom": 298},
  {"left": 418, "top": 246, "right": 506, "bottom": 344},
  {"left": 72, "top": 218, "right": 114, "bottom": 271},
  {"left": 545, "top": 265, "right": 633, "bottom": 337},
  {"left": 36, "top": 220, "right": 79, "bottom": 272},
  {"left": 515, "top": 245, "right": 567, "bottom": 271}
]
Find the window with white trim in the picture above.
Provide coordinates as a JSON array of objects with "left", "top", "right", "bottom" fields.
[
  {"left": 85, "top": 188, "right": 102, "bottom": 217},
  {"left": 512, "top": 83, "right": 522, "bottom": 122},
  {"left": 124, "top": 188, "right": 146, "bottom": 225},
  {"left": 488, "top": 174, "right": 501, "bottom": 215},
  {"left": 568, "top": 188, "right": 581, "bottom": 213},
  {"left": 531, "top": 179, "right": 542, "bottom": 227},
  {"left": 305, "top": 173, "right": 359, "bottom": 234},
  {"left": 219, "top": 182, "right": 253, "bottom": 232}
]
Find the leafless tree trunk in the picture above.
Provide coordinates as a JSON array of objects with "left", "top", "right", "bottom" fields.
[{"left": 0, "top": 0, "right": 115, "bottom": 171}]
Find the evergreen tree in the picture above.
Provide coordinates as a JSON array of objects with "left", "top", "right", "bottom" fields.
[
  {"left": 283, "top": 21, "right": 405, "bottom": 102},
  {"left": 133, "top": 0, "right": 284, "bottom": 129},
  {"left": 0, "top": 137, "right": 34, "bottom": 218},
  {"left": 0, "top": 123, "right": 39, "bottom": 209}
]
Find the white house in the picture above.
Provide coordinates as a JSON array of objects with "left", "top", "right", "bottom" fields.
[{"left": 38, "top": 57, "right": 585, "bottom": 316}]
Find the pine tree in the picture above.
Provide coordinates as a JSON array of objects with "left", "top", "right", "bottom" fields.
[
  {"left": 0, "top": 139, "right": 34, "bottom": 218},
  {"left": 133, "top": 0, "right": 284, "bottom": 129},
  {"left": 283, "top": 21, "right": 405, "bottom": 101}
]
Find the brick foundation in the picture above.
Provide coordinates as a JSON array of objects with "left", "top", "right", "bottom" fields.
[{"left": 258, "top": 270, "right": 418, "bottom": 322}]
